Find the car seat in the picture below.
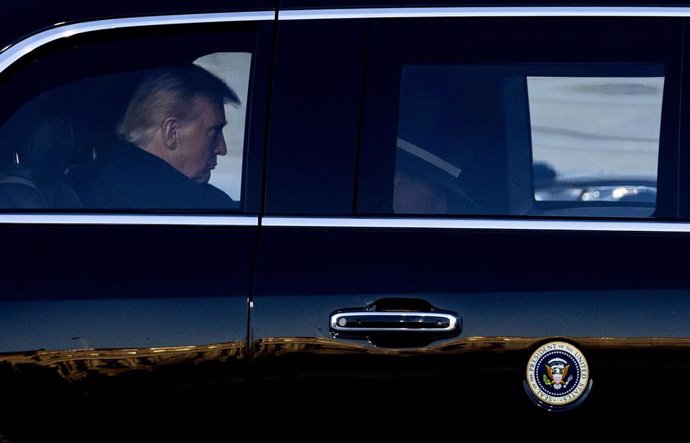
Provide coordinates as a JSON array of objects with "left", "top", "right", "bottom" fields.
[{"left": 0, "top": 96, "right": 84, "bottom": 209}]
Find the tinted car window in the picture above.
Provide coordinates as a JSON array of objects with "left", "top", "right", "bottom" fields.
[
  {"left": 0, "top": 24, "right": 259, "bottom": 211},
  {"left": 357, "top": 18, "right": 681, "bottom": 219},
  {"left": 393, "top": 64, "right": 664, "bottom": 217}
]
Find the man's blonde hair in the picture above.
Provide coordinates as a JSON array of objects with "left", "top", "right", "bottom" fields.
[{"left": 117, "top": 65, "right": 240, "bottom": 146}]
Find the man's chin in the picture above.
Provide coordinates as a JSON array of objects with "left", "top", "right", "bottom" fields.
[
  {"left": 193, "top": 172, "right": 212, "bottom": 185},
  {"left": 193, "top": 178, "right": 210, "bottom": 185}
]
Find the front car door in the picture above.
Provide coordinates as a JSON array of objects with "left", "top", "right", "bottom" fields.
[{"left": 0, "top": 4, "right": 273, "bottom": 439}]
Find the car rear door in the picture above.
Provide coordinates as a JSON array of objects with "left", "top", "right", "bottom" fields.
[{"left": 253, "top": 6, "right": 688, "bottom": 422}]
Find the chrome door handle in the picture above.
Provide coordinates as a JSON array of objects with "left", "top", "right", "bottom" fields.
[
  {"left": 330, "top": 311, "right": 459, "bottom": 333},
  {"left": 329, "top": 299, "right": 462, "bottom": 346}
]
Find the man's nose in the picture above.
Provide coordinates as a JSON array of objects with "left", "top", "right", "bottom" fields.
[{"left": 215, "top": 135, "right": 228, "bottom": 156}]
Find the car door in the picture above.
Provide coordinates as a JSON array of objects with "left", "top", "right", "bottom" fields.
[
  {"left": 253, "top": 6, "right": 688, "bottom": 422},
  {"left": 0, "top": 6, "right": 273, "bottom": 439}
]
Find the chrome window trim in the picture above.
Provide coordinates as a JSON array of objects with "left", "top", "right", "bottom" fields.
[
  {"left": 0, "top": 11, "right": 274, "bottom": 75},
  {"left": 4, "top": 216, "right": 688, "bottom": 231},
  {"left": 261, "top": 217, "right": 690, "bottom": 233},
  {"left": 0, "top": 214, "right": 258, "bottom": 226},
  {"left": 279, "top": 6, "right": 690, "bottom": 21}
]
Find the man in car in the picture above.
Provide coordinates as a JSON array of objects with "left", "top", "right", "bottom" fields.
[{"left": 77, "top": 65, "right": 239, "bottom": 209}]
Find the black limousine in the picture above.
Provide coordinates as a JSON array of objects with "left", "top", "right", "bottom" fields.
[{"left": 1, "top": 0, "right": 690, "bottom": 439}]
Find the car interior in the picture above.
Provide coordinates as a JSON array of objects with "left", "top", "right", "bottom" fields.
[
  {"left": 0, "top": 72, "right": 140, "bottom": 209},
  {"left": 393, "top": 63, "right": 662, "bottom": 218}
]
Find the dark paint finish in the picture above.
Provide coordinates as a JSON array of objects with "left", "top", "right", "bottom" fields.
[
  {"left": 0, "top": 224, "right": 256, "bottom": 351},
  {"left": 248, "top": 339, "right": 690, "bottom": 429},
  {"left": 264, "top": 20, "right": 366, "bottom": 214},
  {"left": 253, "top": 288, "right": 690, "bottom": 340},
  {"left": 3, "top": 337, "right": 690, "bottom": 439},
  {"left": 252, "top": 227, "right": 690, "bottom": 331},
  {"left": 0, "top": 225, "right": 253, "bottom": 300}
]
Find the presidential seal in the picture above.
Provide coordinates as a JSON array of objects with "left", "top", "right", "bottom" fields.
[{"left": 525, "top": 341, "right": 591, "bottom": 410}]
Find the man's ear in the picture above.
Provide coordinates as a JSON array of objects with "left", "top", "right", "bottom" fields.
[{"left": 162, "top": 117, "right": 179, "bottom": 150}]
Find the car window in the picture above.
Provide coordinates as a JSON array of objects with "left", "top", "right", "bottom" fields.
[
  {"left": 356, "top": 18, "right": 681, "bottom": 219},
  {"left": 393, "top": 64, "right": 664, "bottom": 217},
  {"left": 0, "top": 24, "right": 258, "bottom": 211}
]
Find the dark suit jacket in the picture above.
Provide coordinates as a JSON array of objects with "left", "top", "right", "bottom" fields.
[{"left": 75, "top": 139, "right": 237, "bottom": 210}]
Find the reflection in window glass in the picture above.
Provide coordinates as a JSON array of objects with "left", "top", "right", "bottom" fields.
[
  {"left": 528, "top": 77, "right": 663, "bottom": 204},
  {"left": 393, "top": 64, "right": 665, "bottom": 218}
]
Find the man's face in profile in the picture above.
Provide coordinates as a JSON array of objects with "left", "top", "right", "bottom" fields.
[{"left": 169, "top": 96, "right": 228, "bottom": 184}]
